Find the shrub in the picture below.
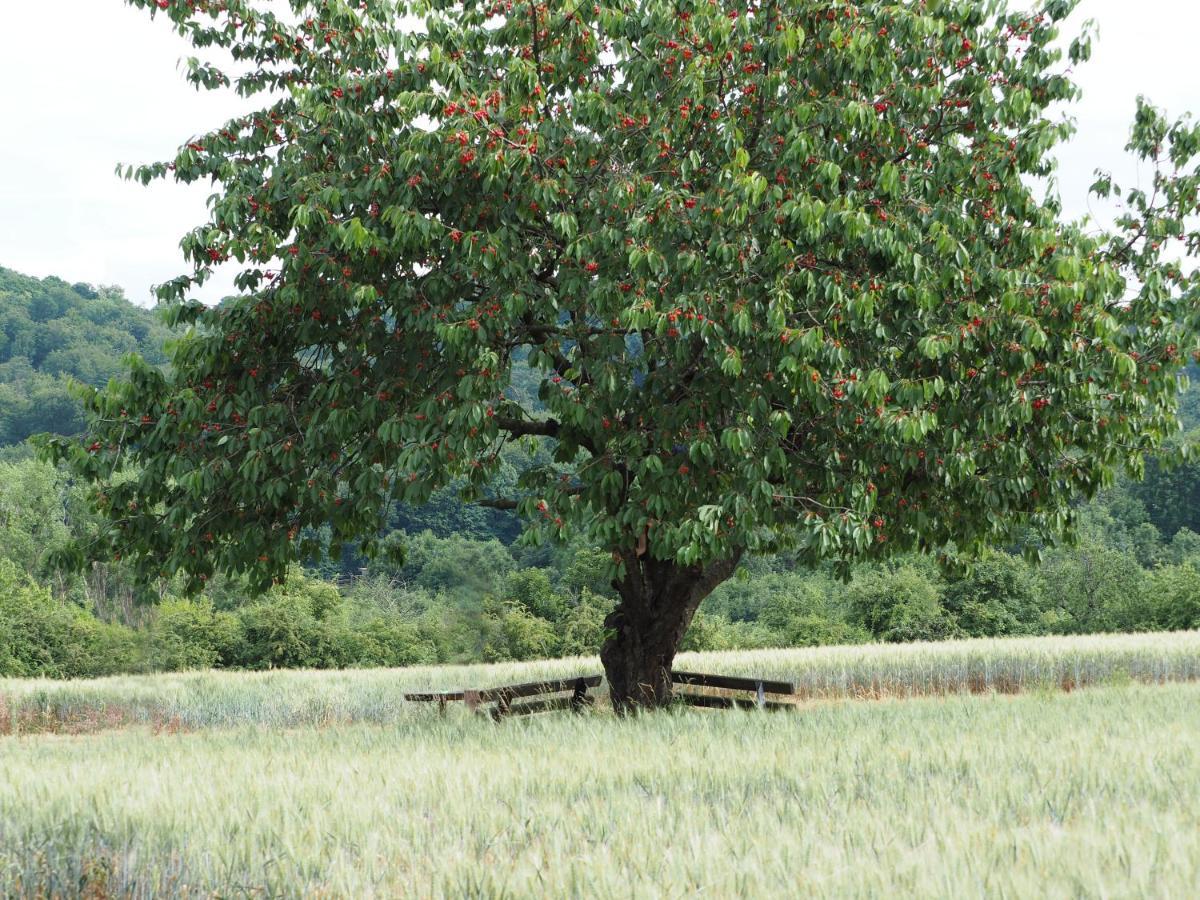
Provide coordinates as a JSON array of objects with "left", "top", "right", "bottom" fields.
[
  {"left": 233, "top": 578, "right": 356, "bottom": 669},
  {"left": 149, "top": 598, "right": 243, "bottom": 670},
  {"left": 63, "top": 614, "right": 144, "bottom": 678},
  {"left": 1162, "top": 528, "right": 1200, "bottom": 567},
  {"left": 1146, "top": 564, "right": 1200, "bottom": 631},
  {"left": 847, "top": 566, "right": 959, "bottom": 643},
  {"left": 381, "top": 531, "right": 515, "bottom": 601},
  {"left": 680, "top": 610, "right": 737, "bottom": 652},
  {"left": 501, "top": 568, "right": 565, "bottom": 621},
  {"left": 0, "top": 559, "right": 140, "bottom": 678},
  {"left": 356, "top": 619, "right": 438, "bottom": 667},
  {"left": 480, "top": 599, "right": 559, "bottom": 662},
  {"left": 0, "top": 560, "right": 72, "bottom": 677},
  {"left": 785, "top": 616, "right": 871, "bottom": 648},
  {"left": 1038, "top": 544, "right": 1149, "bottom": 633},
  {"left": 558, "top": 589, "right": 613, "bottom": 657},
  {"left": 942, "top": 552, "right": 1045, "bottom": 637}
]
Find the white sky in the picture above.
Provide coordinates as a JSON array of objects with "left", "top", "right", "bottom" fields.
[{"left": 1, "top": 0, "right": 1197, "bottom": 307}]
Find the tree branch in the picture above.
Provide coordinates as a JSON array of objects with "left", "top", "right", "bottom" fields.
[
  {"left": 495, "top": 416, "right": 561, "bottom": 439},
  {"left": 478, "top": 497, "right": 519, "bottom": 510}
]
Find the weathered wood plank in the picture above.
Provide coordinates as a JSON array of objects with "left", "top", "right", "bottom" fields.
[
  {"left": 476, "top": 675, "right": 602, "bottom": 703},
  {"left": 671, "top": 671, "right": 796, "bottom": 695},
  {"left": 490, "top": 694, "right": 596, "bottom": 720}
]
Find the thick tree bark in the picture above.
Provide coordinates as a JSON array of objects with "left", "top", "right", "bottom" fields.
[{"left": 600, "top": 550, "right": 743, "bottom": 713}]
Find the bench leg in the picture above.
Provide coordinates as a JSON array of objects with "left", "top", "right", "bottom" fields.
[{"left": 571, "top": 678, "right": 588, "bottom": 713}]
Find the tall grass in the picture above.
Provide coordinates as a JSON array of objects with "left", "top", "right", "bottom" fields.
[
  {"left": 681, "top": 630, "right": 1200, "bottom": 698},
  {"left": 2, "top": 630, "right": 1199, "bottom": 732},
  {"left": 1, "top": 683, "right": 1199, "bottom": 897}
]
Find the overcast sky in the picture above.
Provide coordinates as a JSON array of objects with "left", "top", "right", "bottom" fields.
[{"left": 2, "top": 0, "right": 1197, "bottom": 307}]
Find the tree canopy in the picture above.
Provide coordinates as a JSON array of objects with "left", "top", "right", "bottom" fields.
[{"left": 48, "top": 0, "right": 1200, "bottom": 707}]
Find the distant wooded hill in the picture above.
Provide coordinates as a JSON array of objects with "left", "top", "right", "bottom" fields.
[{"left": 0, "top": 266, "right": 172, "bottom": 445}]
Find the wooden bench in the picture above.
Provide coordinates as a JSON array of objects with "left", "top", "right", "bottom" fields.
[
  {"left": 671, "top": 670, "right": 797, "bottom": 711},
  {"left": 405, "top": 675, "right": 602, "bottom": 720}
]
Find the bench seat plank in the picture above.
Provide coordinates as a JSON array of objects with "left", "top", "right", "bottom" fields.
[{"left": 476, "top": 675, "right": 602, "bottom": 703}]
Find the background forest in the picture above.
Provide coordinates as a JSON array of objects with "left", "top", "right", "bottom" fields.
[{"left": 4, "top": 264, "right": 1200, "bottom": 678}]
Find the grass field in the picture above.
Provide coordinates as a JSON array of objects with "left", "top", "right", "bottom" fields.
[{"left": 2, "top": 633, "right": 1200, "bottom": 897}]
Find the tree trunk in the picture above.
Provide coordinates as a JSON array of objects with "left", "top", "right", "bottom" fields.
[{"left": 600, "top": 551, "right": 742, "bottom": 713}]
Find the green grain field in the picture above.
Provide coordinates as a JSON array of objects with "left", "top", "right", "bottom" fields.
[{"left": 3, "top": 632, "right": 1200, "bottom": 897}]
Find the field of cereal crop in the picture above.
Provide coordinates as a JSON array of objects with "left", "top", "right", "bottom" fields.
[{"left": 2, "top": 632, "right": 1200, "bottom": 897}]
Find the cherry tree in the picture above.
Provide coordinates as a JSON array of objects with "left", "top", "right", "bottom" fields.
[{"left": 51, "top": 0, "right": 1200, "bottom": 708}]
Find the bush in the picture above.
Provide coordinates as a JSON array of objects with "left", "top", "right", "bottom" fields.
[
  {"left": 356, "top": 619, "right": 438, "bottom": 667},
  {"left": 1038, "top": 544, "right": 1149, "bottom": 633},
  {"left": 1146, "top": 564, "right": 1200, "bottom": 631},
  {"left": 679, "top": 610, "right": 730, "bottom": 652},
  {"left": 784, "top": 616, "right": 871, "bottom": 648},
  {"left": 1162, "top": 528, "right": 1200, "bottom": 567},
  {"left": 64, "top": 615, "right": 144, "bottom": 678},
  {"left": 480, "top": 598, "right": 559, "bottom": 662},
  {"left": 557, "top": 589, "right": 613, "bottom": 657},
  {"left": 0, "top": 559, "right": 140, "bottom": 678},
  {"left": 149, "top": 598, "right": 243, "bottom": 670},
  {"left": 501, "top": 568, "right": 565, "bottom": 621},
  {"left": 380, "top": 531, "right": 515, "bottom": 601},
  {"left": 0, "top": 561, "right": 71, "bottom": 677},
  {"left": 233, "top": 578, "right": 359, "bottom": 669},
  {"left": 942, "top": 552, "right": 1045, "bottom": 637},
  {"left": 847, "top": 566, "right": 958, "bottom": 643},
  {"left": 559, "top": 547, "right": 615, "bottom": 600},
  {"left": 757, "top": 579, "right": 828, "bottom": 631}
]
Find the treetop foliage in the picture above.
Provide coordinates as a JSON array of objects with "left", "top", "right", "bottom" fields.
[
  {"left": 0, "top": 266, "right": 170, "bottom": 444},
  {"left": 48, "top": 0, "right": 1200, "bottom": 593}
]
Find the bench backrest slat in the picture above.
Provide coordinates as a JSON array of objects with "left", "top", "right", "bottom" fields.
[
  {"left": 476, "top": 675, "right": 602, "bottom": 703},
  {"left": 671, "top": 670, "right": 796, "bottom": 695}
]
